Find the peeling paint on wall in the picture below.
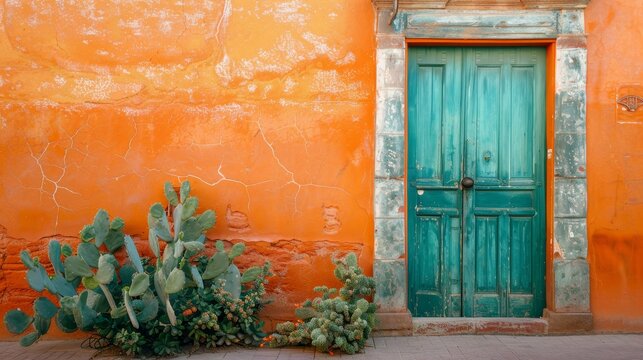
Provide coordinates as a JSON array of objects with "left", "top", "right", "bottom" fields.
[{"left": 0, "top": 0, "right": 376, "bottom": 336}]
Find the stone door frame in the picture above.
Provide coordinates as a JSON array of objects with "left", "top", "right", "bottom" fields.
[{"left": 372, "top": 2, "right": 591, "bottom": 333}]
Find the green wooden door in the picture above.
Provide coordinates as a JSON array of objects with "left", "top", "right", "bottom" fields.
[{"left": 408, "top": 47, "right": 546, "bottom": 318}]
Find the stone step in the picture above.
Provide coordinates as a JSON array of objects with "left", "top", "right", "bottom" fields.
[{"left": 414, "top": 317, "right": 548, "bottom": 336}]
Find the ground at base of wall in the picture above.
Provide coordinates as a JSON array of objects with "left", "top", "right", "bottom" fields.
[{"left": 2, "top": 335, "right": 643, "bottom": 359}]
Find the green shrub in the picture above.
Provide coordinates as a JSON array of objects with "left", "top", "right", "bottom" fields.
[
  {"left": 3, "top": 181, "right": 271, "bottom": 357},
  {"left": 266, "top": 253, "right": 376, "bottom": 355}
]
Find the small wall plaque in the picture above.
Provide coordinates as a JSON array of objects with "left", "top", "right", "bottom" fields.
[
  {"left": 617, "top": 95, "right": 643, "bottom": 112},
  {"left": 616, "top": 85, "right": 643, "bottom": 125}
]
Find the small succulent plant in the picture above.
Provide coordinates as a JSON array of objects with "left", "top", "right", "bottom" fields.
[{"left": 266, "top": 253, "right": 376, "bottom": 355}]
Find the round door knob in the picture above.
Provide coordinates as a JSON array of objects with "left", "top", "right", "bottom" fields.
[{"left": 461, "top": 177, "right": 474, "bottom": 189}]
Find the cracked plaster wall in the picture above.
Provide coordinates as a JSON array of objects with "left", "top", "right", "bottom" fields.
[
  {"left": 586, "top": 0, "right": 643, "bottom": 332},
  {"left": 0, "top": 0, "right": 376, "bottom": 336}
]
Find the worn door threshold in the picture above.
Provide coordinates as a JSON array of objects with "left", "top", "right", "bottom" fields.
[{"left": 414, "top": 317, "right": 548, "bottom": 335}]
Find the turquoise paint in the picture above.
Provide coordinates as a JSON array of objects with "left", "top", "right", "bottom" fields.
[{"left": 408, "top": 47, "right": 546, "bottom": 318}]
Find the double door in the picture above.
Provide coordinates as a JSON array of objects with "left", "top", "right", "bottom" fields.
[{"left": 408, "top": 47, "right": 546, "bottom": 317}]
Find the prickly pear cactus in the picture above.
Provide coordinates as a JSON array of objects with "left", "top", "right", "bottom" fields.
[
  {"left": 266, "top": 253, "right": 376, "bottom": 355},
  {"left": 4, "top": 214, "right": 127, "bottom": 346},
  {"left": 148, "top": 181, "right": 221, "bottom": 326},
  {"left": 4, "top": 180, "right": 270, "bottom": 357},
  {"left": 1, "top": 181, "right": 213, "bottom": 343}
]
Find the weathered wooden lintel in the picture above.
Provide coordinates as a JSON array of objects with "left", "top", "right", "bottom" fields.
[
  {"left": 372, "top": 0, "right": 590, "bottom": 10},
  {"left": 377, "top": 8, "right": 586, "bottom": 38},
  {"left": 400, "top": 10, "right": 560, "bottom": 39}
]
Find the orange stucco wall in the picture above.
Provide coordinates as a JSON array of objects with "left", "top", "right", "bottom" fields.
[
  {"left": 586, "top": 0, "right": 643, "bottom": 332},
  {"left": 0, "top": 0, "right": 376, "bottom": 337}
]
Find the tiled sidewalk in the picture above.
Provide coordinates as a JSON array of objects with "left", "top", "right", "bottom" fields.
[{"left": 1, "top": 335, "right": 642, "bottom": 360}]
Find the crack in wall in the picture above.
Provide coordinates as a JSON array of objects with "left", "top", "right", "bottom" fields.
[
  {"left": 26, "top": 125, "right": 87, "bottom": 228},
  {"left": 121, "top": 118, "right": 138, "bottom": 159},
  {"left": 255, "top": 120, "right": 351, "bottom": 215},
  {"left": 215, "top": 0, "right": 231, "bottom": 46},
  {"left": 168, "top": 163, "right": 273, "bottom": 213}
]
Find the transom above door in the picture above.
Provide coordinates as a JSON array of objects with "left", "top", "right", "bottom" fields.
[{"left": 408, "top": 47, "right": 546, "bottom": 317}]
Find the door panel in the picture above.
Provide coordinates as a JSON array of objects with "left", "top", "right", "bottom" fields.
[
  {"left": 408, "top": 47, "right": 463, "bottom": 317},
  {"left": 510, "top": 217, "right": 534, "bottom": 294},
  {"left": 474, "top": 216, "right": 499, "bottom": 293},
  {"left": 474, "top": 67, "right": 501, "bottom": 181},
  {"left": 408, "top": 47, "right": 545, "bottom": 318},
  {"left": 412, "top": 215, "right": 462, "bottom": 317},
  {"left": 510, "top": 67, "right": 536, "bottom": 179},
  {"left": 416, "top": 66, "right": 444, "bottom": 180}
]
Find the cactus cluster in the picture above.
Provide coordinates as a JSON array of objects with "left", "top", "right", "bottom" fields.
[
  {"left": 4, "top": 213, "right": 127, "bottom": 346},
  {"left": 266, "top": 253, "right": 376, "bottom": 355},
  {"left": 182, "top": 260, "right": 271, "bottom": 350},
  {"left": 3, "top": 181, "right": 271, "bottom": 357}
]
